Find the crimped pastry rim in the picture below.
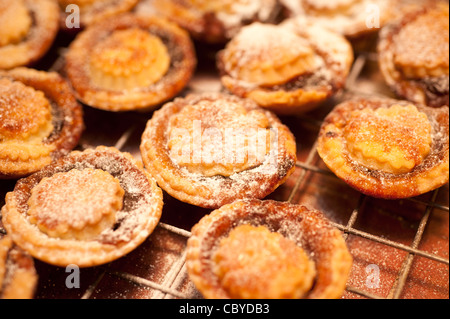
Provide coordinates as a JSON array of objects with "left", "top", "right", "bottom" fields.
[
  {"left": 1, "top": 147, "right": 164, "bottom": 268},
  {"left": 186, "top": 199, "right": 353, "bottom": 299},
  {"left": 140, "top": 93, "right": 297, "bottom": 209},
  {"left": 317, "top": 97, "right": 449, "bottom": 199}
]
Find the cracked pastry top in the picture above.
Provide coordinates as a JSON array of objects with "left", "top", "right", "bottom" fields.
[
  {"left": 140, "top": 93, "right": 297, "bottom": 209},
  {"left": 149, "top": 0, "right": 281, "bottom": 44},
  {"left": 279, "top": 0, "right": 394, "bottom": 40},
  {"left": 217, "top": 20, "right": 354, "bottom": 115},
  {"left": 1, "top": 147, "right": 164, "bottom": 268},
  {"left": 186, "top": 199, "right": 353, "bottom": 299},
  {"left": 58, "top": 0, "right": 139, "bottom": 30},
  {"left": 0, "top": 68, "right": 84, "bottom": 180},
  {"left": 378, "top": 1, "right": 449, "bottom": 108},
  {"left": 0, "top": 0, "right": 59, "bottom": 70},
  {"left": 64, "top": 13, "right": 197, "bottom": 112},
  {"left": 317, "top": 97, "right": 449, "bottom": 199},
  {"left": 0, "top": 236, "right": 38, "bottom": 299}
]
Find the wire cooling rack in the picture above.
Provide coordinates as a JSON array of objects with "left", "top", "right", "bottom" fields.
[{"left": 0, "top": 39, "right": 448, "bottom": 300}]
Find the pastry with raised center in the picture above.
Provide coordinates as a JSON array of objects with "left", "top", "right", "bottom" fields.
[
  {"left": 317, "top": 97, "right": 449, "bottom": 199},
  {"left": 217, "top": 20, "right": 353, "bottom": 115},
  {"left": 0, "top": 236, "right": 38, "bottom": 299},
  {"left": 378, "top": 1, "right": 449, "bottom": 108},
  {"left": 0, "top": 0, "right": 59, "bottom": 70},
  {"left": 1, "top": 147, "right": 164, "bottom": 268},
  {"left": 140, "top": 93, "right": 297, "bottom": 209},
  {"left": 149, "top": 0, "right": 280, "bottom": 43},
  {"left": 0, "top": 68, "right": 84, "bottom": 180},
  {"left": 186, "top": 199, "right": 353, "bottom": 299},
  {"left": 64, "top": 13, "right": 197, "bottom": 112}
]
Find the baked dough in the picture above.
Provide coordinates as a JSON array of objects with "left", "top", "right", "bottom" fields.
[
  {"left": 149, "top": 0, "right": 280, "bottom": 43},
  {"left": 0, "top": 0, "right": 59, "bottom": 70},
  {"left": 65, "top": 13, "right": 197, "bottom": 112},
  {"left": 0, "top": 68, "right": 84, "bottom": 180},
  {"left": 140, "top": 93, "right": 297, "bottom": 209},
  {"left": 186, "top": 199, "right": 353, "bottom": 299},
  {"left": 317, "top": 97, "right": 449, "bottom": 199},
  {"left": 0, "top": 236, "right": 38, "bottom": 299},
  {"left": 378, "top": 1, "right": 449, "bottom": 107},
  {"left": 218, "top": 20, "right": 353, "bottom": 115},
  {"left": 1, "top": 147, "right": 164, "bottom": 268}
]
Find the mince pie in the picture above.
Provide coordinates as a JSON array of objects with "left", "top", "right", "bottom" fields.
[
  {"left": 0, "top": 68, "right": 84, "bottom": 180},
  {"left": 1, "top": 147, "right": 164, "bottom": 268},
  {"left": 378, "top": 1, "right": 449, "bottom": 108},
  {"left": 64, "top": 13, "right": 197, "bottom": 112},
  {"left": 217, "top": 21, "right": 354, "bottom": 115},
  {"left": 0, "top": 0, "right": 59, "bottom": 70},
  {"left": 149, "top": 0, "right": 280, "bottom": 44},
  {"left": 140, "top": 93, "right": 297, "bottom": 209},
  {"left": 0, "top": 236, "right": 38, "bottom": 299},
  {"left": 317, "top": 98, "right": 449, "bottom": 199},
  {"left": 186, "top": 199, "right": 353, "bottom": 299}
]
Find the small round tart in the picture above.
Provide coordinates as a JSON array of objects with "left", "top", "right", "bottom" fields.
[
  {"left": 65, "top": 13, "right": 197, "bottom": 112},
  {"left": 1, "top": 147, "right": 164, "bottom": 268},
  {"left": 0, "top": 0, "right": 59, "bottom": 70},
  {"left": 0, "top": 68, "right": 84, "bottom": 180},
  {"left": 58, "top": 0, "right": 138, "bottom": 30},
  {"left": 217, "top": 21, "right": 353, "bottom": 115},
  {"left": 378, "top": 1, "right": 449, "bottom": 108},
  {"left": 279, "top": 0, "right": 393, "bottom": 40},
  {"left": 317, "top": 98, "right": 449, "bottom": 199},
  {"left": 140, "top": 93, "right": 297, "bottom": 209},
  {"left": 0, "top": 236, "right": 38, "bottom": 299},
  {"left": 150, "top": 0, "right": 280, "bottom": 44},
  {"left": 186, "top": 199, "right": 353, "bottom": 299}
]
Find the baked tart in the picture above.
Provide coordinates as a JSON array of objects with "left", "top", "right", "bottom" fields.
[
  {"left": 0, "top": 68, "right": 84, "bottom": 180},
  {"left": 0, "top": 0, "right": 59, "bottom": 70},
  {"left": 64, "top": 13, "right": 197, "bottom": 112},
  {"left": 0, "top": 236, "right": 38, "bottom": 299},
  {"left": 1, "top": 147, "right": 164, "bottom": 268},
  {"left": 279, "top": 0, "right": 394, "bottom": 41},
  {"left": 58, "top": 0, "right": 139, "bottom": 30},
  {"left": 317, "top": 98, "right": 449, "bottom": 199},
  {"left": 217, "top": 21, "right": 354, "bottom": 115},
  {"left": 378, "top": 1, "right": 449, "bottom": 108},
  {"left": 186, "top": 199, "right": 353, "bottom": 299},
  {"left": 150, "top": 0, "right": 280, "bottom": 44},
  {"left": 140, "top": 93, "right": 297, "bottom": 209}
]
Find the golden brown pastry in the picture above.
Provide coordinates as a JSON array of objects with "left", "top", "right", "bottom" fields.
[
  {"left": 140, "top": 93, "right": 297, "bottom": 209},
  {"left": 279, "top": 0, "right": 394, "bottom": 41},
  {"left": 0, "top": 236, "right": 38, "bottom": 299},
  {"left": 217, "top": 20, "right": 354, "bottom": 115},
  {"left": 186, "top": 199, "right": 353, "bottom": 299},
  {"left": 0, "top": 0, "right": 59, "bottom": 70},
  {"left": 1, "top": 147, "right": 164, "bottom": 268},
  {"left": 64, "top": 13, "right": 197, "bottom": 112},
  {"left": 149, "top": 0, "right": 280, "bottom": 44},
  {"left": 317, "top": 97, "right": 449, "bottom": 199},
  {"left": 378, "top": 1, "right": 449, "bottom": 108},
  {"left": 0, "top": 68, "right": 84, "bottom": 180},
  {"left": 58, "top": 0, "right": 139, "bottom": 30}
]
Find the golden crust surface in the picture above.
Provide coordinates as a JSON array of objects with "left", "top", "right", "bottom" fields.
[
  {"left": 1, "top": 147, "right": 164, "bottom": 268},
  {"left": 0, "top": 236, "right": 38, "bottom": 299},
  {"left": 65, "top": 13, "right": 197, "bottom": 112},
  {"left": 317, "top": 97, "right": 449, "bottom": 199},
  {"left": 0, "top": 0, "right": 59, "bottom": 70},
  {"left": 218, "top": 20, "right": 353, "bottom": 115},
  {"left": 378, "top": 1, "right": 450, "bottom": 108},
  {"left": 186, "top": 199, "right": 353, "bottom": 299},
  {"left": 0, "top": 68, "right": 84, "bottom": 180},
  {"left": 140, "top": 93, "right": 297, "bottom": 209}
]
